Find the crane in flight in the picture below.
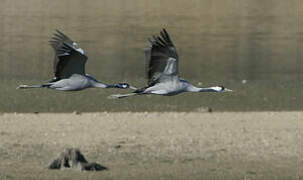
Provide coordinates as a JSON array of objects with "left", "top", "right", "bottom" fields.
[
  {"left": 110, "top": 29, "right": 232, "bottom": 99},
  {"left": 17, "top": 30, "right": 135, "bottom": 91}
]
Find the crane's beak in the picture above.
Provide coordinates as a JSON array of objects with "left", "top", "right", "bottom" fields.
[{"left": 224, "top": 88, "right": 233, "bottom": 92}]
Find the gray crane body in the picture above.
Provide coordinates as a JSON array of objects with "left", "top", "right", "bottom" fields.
[{"left": 44, "top": 74, "right": 106, "bottom": 91}]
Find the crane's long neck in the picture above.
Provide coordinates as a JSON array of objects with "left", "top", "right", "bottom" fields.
[
  {"left": 187, "top": 85, "right": 218, "bottom": 92},
  {"left": 105, "top": 84, "right": 119, "bottom": 88}
]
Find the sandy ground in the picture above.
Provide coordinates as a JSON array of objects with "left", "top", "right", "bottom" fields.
[{"left": 0, "top": 112, "right": 303, "bottom": 180}]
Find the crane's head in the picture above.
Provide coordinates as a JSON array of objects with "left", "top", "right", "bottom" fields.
[
  {"left": 213, "top": 86, "right": 233, "bottom": 92},
  {"left": 115, "top": 83, "right": 137, "bottom": 90}
]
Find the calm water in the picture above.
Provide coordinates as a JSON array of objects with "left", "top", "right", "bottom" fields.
[{"left": 0, "top": 0, "right": 303, "bottom": 112}]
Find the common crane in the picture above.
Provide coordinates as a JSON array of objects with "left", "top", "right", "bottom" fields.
[
  {"left": 110, "top": 29, "right": 232, "bottom": 99},
  {"left": 17, "top": 30, "right": 135, "bottom": 91}
]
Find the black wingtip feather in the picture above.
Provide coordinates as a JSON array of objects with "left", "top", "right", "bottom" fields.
[
  {"left": 160, "top": 29, "right": 170, "bottom": 43},
  {"left": 50, "top": 37, "right": 61, "bottom": 42},
  {"left": 162, "top": 28, "right": 169, "bottom": 37},
  {"left": 53, "top": 29, "right": 71, "bottom": 41},
  {"left": 147, "top": 29, "right": 175, "bottom": 49},
  {"left": 157, "top": 36, "right": 167, "bottom": 46},
  {"left": 55, "top": 29, "right": 65, "bottom": 37},
  {"left": 152, "top": 35, "right": 165, "bottom": 47}
]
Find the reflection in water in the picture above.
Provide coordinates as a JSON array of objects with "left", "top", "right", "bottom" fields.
[{"left": 0, "top": 0, "right": 302, "bottom": 112}]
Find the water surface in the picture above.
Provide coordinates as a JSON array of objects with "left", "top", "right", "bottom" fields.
[{"left": 0, "top": 0, "right": 302, "bottom": 112}]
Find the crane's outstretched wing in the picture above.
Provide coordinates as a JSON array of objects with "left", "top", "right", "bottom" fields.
[
  {"left": 145, "top": 29, "right": 179, "bottom": 86},
  {"left": 49, "top": 30, "right": 87, "bottom": 80}
]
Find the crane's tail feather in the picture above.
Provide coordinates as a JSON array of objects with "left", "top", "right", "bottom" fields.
[{"left": 108, "top": 93, "right": 138, "bottom": 99}]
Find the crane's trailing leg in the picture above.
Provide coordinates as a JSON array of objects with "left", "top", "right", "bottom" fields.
[
  {"left": 109, "top": 88, "right": 145, "bottom": 99},
  {"left": 17, "top": 84, "right": 51, "bottom": 89},
  {"left": 17, "top": 84, "right": 41, "bottom": 89},
  {"left": 108, "top": 92, "right": 139, "bottom": 99}
]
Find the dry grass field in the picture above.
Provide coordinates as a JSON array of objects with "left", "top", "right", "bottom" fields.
[{"left": 0, "top": 112, "right": 303, "bottom": 180}]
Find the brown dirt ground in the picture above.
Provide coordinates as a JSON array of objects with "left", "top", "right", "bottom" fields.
[{"left": 0, "top": 112, "right": 303, "bottom": 180}]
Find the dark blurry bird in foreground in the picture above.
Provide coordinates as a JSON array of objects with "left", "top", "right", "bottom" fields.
[
  {"left": 110, "top": 29, "right": 232, "bottom": 99},
  {"left": 17, "top": 30, "right": 135, "bottom": 91}
]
